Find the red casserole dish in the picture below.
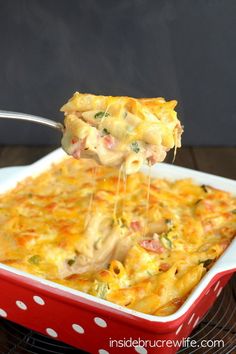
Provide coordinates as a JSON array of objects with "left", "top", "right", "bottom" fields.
[{"left": 0, "top": 148, "right": 235, "bottom": 354}]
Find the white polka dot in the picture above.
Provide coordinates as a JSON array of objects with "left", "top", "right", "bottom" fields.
[
  {"left": 0, "top": 308, "right": 7, "bottom": 318},
  {"left": 176, "top": 324, "right": 183, "bottom": 335},
  {"left": 216, "top": 287, "right": 223, "bottom": 297},
  {"left": 188, "top": 313, "right": 195, "bottom": 325},
  {"left": 72, "top": 323, "right": 84, "bottom": 334},
  {"left": 214, "top": 281, "right": 220, "bottom": 292},
  {"left": 33, "top": 296, "right": 45, "bottom": 305},
  {"left": 94, "top": 317, "right": 107, "bottom": 328},
  {"left": 98, "top": 350, "right": 109, "bottom": 354},
  {"left": 46, "top": 328, "right": 58, "bottom": 338},
  {"left": 16, "top": 300, "right": 27, "bottom": 310},
  {"left": 193, "top": 316, "right": 200, "bottom": 328},
  {"left": 135, "top": 346, "right": 147, "bottom": 354}
]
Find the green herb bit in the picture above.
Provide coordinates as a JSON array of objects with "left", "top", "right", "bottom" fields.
[
  {"left": 67, "top": 259, "right": 76, "bottom": 266},
  {"left": 161, "top": 235, "right": 172, "bottom": 249},
  {"left": 94, "top": 111, "right": 110, "bottom": 119},
  {"left": 28, "top": 255, "right": 41, "bottom": 265},
  {"left": 195, "top": 199, "right": 202, "bottom": 205},
  {"left": 231, "top": 209, "right": 236, "bottom": 214},
  {"left": 102, "top": 128, "right": 110, "bottom": 135},
  {"left": 117, "top": 217, "right": 127, "bottom": 228},
  {"left": 165, "top": 219, "right": 172, "bottom": 226},
  {"left": 201, "top": 185, "right": 208, "bottom": 193},
  {"left": 200, "top": 259, "right": 212, "bottom": 267},
  {"left": 131, "top": 141, "right": 140, "bottom": 153}
]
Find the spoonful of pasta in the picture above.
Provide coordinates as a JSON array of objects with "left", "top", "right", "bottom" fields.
[{"left": 0, "top": 92, "right": 183, "bottom": 174}]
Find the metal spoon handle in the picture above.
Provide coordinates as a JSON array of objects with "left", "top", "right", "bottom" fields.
[{"left": 0, "top": 110, "right": 64, "bottom": 132}]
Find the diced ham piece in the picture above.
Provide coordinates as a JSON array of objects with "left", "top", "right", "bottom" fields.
[
  {"left": 72, "top": 150, "right": 81, "bottom": 159},
  {"left": 139, "top": 239, "right": 165, "bottom": 253},
  {"left": 71, "top": 137, "right": 79, "bottom": 144},
  {"left": 159, "top": 263, "right": 170, "bottom": 271},
  {"left": 130, "top": 220, "right": 141, "bottom": 231},
  {"left": 146, "top": 146, "right": 167, "bottom": 165},
  {"left": 148, "top": 155, "right": 158, "bottom": 165},
  {"left": 103, "top": 135, "right": 116, "bottom": 149},
  {"left": 72, "top": 138, "right": 86, "bottom": 159}
]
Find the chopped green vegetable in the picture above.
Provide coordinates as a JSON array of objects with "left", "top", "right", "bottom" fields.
[
  {"left": 201, "top": 185, "right": 208, "bottom": 193},
  {"left": 231, "top": 209, "right": 236, "bottom": 214},
  {"left": 195, "top": 199, "right": 202, "bottom": 205},
  {"left": 165, "top": 219, "right": 172, "bottom": 226},
  {"left": 94, "top": 111, "right": 110, "bottom": 119},
  {"left": 28, "top": 255, "right": 41, "bottom": 265},
  {"left": 200, "top": 259, "right": 212, "bottom": 267},
  {"left": 102, "top": 128, "right": 110, "bottom": 135},
  {"left": 117, "top": 217, "right": 127, "bottom": 228},
  {"left": 130, "top": 141, "right": 140, "bottom": 153},
  {"left": 161, "top": 235, "right": 172, "bottom": 249},
  {"left": 67, "top": 259, "right": 76, "bottom": 266},
  {"left": 123, "top": 111, "right": 128, "bottom": 118}
]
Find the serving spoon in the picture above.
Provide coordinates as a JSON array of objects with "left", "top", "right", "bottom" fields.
[{"left": 0, "top": 110, "right": 64, "bottom": 132}]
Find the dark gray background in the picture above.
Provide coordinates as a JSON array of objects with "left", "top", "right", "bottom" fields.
[{"left": 0, "top": 0, "right": 235, "bottom": 146}]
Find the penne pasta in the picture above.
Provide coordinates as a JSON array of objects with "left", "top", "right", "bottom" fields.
[
  {"left": 142, "top": 124, "right": 162, "bottom": 145},
  {"left": 124, "top": 152, "right": 144, "bottom": 174}
]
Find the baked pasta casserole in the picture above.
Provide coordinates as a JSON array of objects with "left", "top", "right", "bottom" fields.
[
  {"left": 0, "top": 158, "right": 235, "bottom": 316},
  {"left": 61, "top": 92, "right": 183, "bottom": 174}
]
